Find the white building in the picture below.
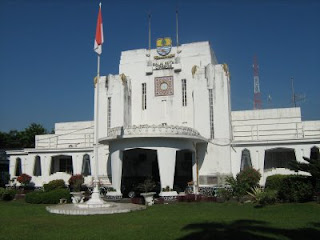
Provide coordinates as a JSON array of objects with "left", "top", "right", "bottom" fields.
[{"left": 7, "top": 41, "right": 320, "bottom": 197}]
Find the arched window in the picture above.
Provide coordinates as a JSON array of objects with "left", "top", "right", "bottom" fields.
[
  {"left": 240, "top": 149, "right": 252, "bottom": 171},
  {"left": 310, "top": 146, "right": 319, "bottom": 160},
  {"left": 15, "top": 158, "right": 22, "bottom": 176},
  {"left": 264, "top": 148, "right": 296, "bottom": 170},
  {"left": 81, "top": 154, "right": 91, "bottom": 176},
  {"left": 33, "top": 156, "right": 41, "bottom": 176}
]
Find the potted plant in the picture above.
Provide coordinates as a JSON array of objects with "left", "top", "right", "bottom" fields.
[
  {"left": 68, "top": 174, "right": 85, "bottom": 203},
  {"left": 17, "top": 173, "right": 32, "bottom": 193},
  {"left": 137, "top": 178, "right": 156, "bottom": 206},
  {"left": 159, "top": 185, "right": 178, "bottom": 200}
]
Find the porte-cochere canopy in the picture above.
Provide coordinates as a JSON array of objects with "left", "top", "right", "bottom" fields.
[{"left": 100, "top": 124, "right": 208, "bottom": 144}]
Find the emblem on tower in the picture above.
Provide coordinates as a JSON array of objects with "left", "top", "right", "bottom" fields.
[{"left": 156, "top": 37, "right": 172, "bottom": 56}]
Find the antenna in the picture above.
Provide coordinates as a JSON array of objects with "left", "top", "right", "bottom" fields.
[
  {"left": 176, "top": 4, "right": 181, "bottom": 54},
  {"left": 291, "top": 77, "right": 306, "bottom": 107},
  {"left": 253, "top": 55, "right": 262, "bottom": 109},
  {"left": 176, "top": 9, "right": 179, "bottom": 48},
  {"left": 267, "top": 94, "right": 272, "bottom": 108},
  {"left": 147, "top": 12, "right": 151, "bottom": 57}
]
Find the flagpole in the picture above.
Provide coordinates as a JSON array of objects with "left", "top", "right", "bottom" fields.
[{"left": 85, "top": 2, "right": 105, "bottom": 205}]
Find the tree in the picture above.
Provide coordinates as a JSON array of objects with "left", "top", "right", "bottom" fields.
[
  {"left": 20, "top": 123, "right": 47, "bottom": 148},
  {"left": 0, "top": 123, "right": 47, "bottom": 149},
  {"left": 290, "top": 156, "right": 320, "bottom": 194}
]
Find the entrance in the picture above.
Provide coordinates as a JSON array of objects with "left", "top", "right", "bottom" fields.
[
  {"left": 174, "top": 150, "right": 193, "bottom": 193},
  {"left": 121, "top": 148, "right": 160, "bottom": 197}
]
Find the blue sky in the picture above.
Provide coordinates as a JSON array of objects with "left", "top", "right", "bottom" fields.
[{"left": 0, "top": 0, "right": 319, "bottom": 132}]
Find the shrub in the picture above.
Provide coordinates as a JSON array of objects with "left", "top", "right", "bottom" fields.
[
  {"left": 137, "top": 178, "right": 156, "bottom": 193},
  {"left": 0, "top": 187, "right": 5, "bottom": 199},
  {"left": 1, "top": 189, "right": 16, "bottom": 201},
  {"left": 227, "top": 168, "right": 261, "bottom": 200},
  {"left": 216, "top": 188, "right": 233, "bottom": 201},
  {"left": 43, "top": 179, "right": 66, "bottom": 192},
  {"left": 237, "top": 168, "right": 261, "bottom": 189},
  {"left": 279, "top": 175, "right": 313, "bottom": 202},
  {"left": 265, "top": 174, "right": 287, "bottom": 190},
  {"left": 25, "top": 189, "right": 71, "bottom": 204},
  {"left": 17, "top": 173, "right": 32, "bottom": 185},
  {"left": 266, "top": 175, "right": 313, "bottom": 202},
  {"left": 68, "top": 175, "right": 84, "bottom": 192},
  {"left": 248, "top": 187, "right": 277, "bottom": 206}
]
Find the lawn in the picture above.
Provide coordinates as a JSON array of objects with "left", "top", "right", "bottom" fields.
[{"left": 0, "top": 200, "right": 319, "bottom": 240}]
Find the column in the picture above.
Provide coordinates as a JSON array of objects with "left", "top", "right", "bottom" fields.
[
  {"left": 157, "top": 148, "right": 176, "bottom": 189},
  {"left": 110, "top": 150, "right": 123, "bottom": 194},
  {"left": 192, "top": 151, "right": 197, "bottom": 193}
]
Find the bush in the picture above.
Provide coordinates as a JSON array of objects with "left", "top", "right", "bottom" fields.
[
  {"left": 17, "top": 173, "right": 32, "bottom": 185},
  {"left": 68, "top": 174, "right": 84, "bottom": 192},
  {"left": 25, "top": 189, "right": 71, "bottom": 204},
  {"left": 227, "top": 168, "right": 261, "bottom": 200},
  {"left": 0, "top": 187, "right": 5, "bottom": 199},
  {"left": 265, "top": 174, "right": 287, "bottom": 190},
  {"left": 1, "top": 189, "right": 16, "bottom": 201},
  {"left": 216, "top": 188, "right": 233, "bottom": 201},
  {"left": 43, "top": 179, "right": 66, "bottom": 192},
  {"left": 237, "top": 168, "right": 261, "bottom": 189},
  {"left": 266, "top": 175, "right": 313, "bottom": 202},
  {"left": 248, "top": 187, "right": 277, "bottom": 206}
]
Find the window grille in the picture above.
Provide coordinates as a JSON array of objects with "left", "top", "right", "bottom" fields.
[
  {"left": 182, "top": 79, "right": 187, "bottom": 106},
  {"left": 142, "top": 83, "right": 147, "bottom": 110},
  {"left": 209, "top": 89, "right": 214, "bottom": 139},
  {"left": 107, "top": 97, "right": 111, "bottom": 129}
]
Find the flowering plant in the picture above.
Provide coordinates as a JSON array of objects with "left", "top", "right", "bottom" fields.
[
  {"left": 17, "top": 173, "right": 32, "bottom": 185},
  {"left": 68, "top": 174, "right": 84, "bottom": 192}
]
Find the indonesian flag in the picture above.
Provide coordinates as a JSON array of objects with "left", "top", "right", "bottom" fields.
[{"left": 94, "top": 4, "right": 104, "bottom": 55}]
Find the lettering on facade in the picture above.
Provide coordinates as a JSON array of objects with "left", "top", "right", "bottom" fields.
[
  {"left": 153, "top": 61, "right": 174, "bottom": 70},
  {"left": 154, "top": 54, "right": 175, "bottom": 60}
]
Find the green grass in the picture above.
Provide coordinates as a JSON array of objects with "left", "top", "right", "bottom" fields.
[{"left": 0, "top": 200, "right": 320, "bottom": 240}]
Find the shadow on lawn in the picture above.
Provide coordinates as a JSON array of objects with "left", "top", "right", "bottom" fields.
[{"left": 178, "top": 220, "right": 320, "bottom": 240}]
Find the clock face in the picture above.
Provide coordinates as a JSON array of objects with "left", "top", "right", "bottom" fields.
[{"left": 160, "top": 82, "right": 168, "bottom": 90}]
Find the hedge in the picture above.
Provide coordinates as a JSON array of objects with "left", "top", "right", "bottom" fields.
[
  {"left": 265, "top": 174, "right": 314, "bottom": 202},
  {"left": 0, "top": 188, "right": 16, "bottom": 201},
  {"left": 43, "top": 179, "right": 66, "bottom": 192},
  {"left": 25, "top": 189, "right": 71, "bottom": 204}
]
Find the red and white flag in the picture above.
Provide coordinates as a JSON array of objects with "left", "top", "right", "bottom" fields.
[{"left": 94, "top": 4, "right": 104, "bottom": 55}]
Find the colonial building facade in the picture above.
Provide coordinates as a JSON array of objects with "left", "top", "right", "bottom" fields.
[{"left": 7, "top": 41, "right": 320, "bottom": 197}]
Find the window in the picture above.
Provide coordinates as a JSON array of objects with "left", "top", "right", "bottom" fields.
[
  {"left": 264, "top": 148, "right": 296, "bottom": 170},
  {"left": 105, "top": 77, "right": 109, "bottom": 89},
  {"left": 59, "top": 157, "right": 73, "bottom": 174},
  {"left": 182, "top": 79, "right": 187, "bottom": 106},
  {"left": 81, "top": 154, "right": 91, "bottom": 176},
  {"left": 15, "top": 158, "right": 22, "bottom": 176},
  {"left": 240, "top": 149, "right": 252, "bottom": 171},
  {"left": 310, "top": 146, "right": 319, "bottom": 160},
  {"left": 209, "top": 89, "right": 214, "bottom": 139},
  {"left": 33, "top": 156, "right": 41, "bottom": 176},
  {"left": 107, "top": 97, "right": 111, "bottom": 129},
  {"left": 142, "top": 83, "right": 147, "bottom": 110}
]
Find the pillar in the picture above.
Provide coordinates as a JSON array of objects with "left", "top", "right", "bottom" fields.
[
  {"left": 192, "top": 151, "right": 198, "bottom": 193},
  {"left": 157, "top": 148, "right": 176, "bottom": 190},
  {"left": 110, "top": 150, "right": 123, "bottom": 194}
]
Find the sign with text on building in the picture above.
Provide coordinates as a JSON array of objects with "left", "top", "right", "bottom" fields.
[{"left": 153, "top": 60, "right": 174, "bottom": 70}]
